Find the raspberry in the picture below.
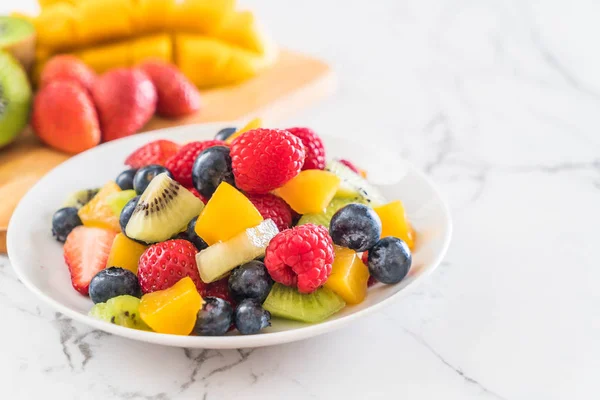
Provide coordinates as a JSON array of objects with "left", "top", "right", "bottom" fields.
[
  {"left": 247, "top": 193, "right": 293, "bottom": 232},
  {"left": 264, "top": 224, "right": 334, "bottom": 294},
  {"left": 339, "top": 159, "right": 361, "bottom": 175},
  {"left": 287, "top": 127, "right": 326, "bottom": 170},
  {"left": 361, "top": 251, "right": 378, "bottom": 287},
  {"left": 201, "top": 277, "right": 235, "bottom": 305},
  {"left": 165, "top": 140, "right": 226, "bottom": 187},
  {"left": 138, "top": 239, "right": 205, "bottom": 294},
  {"left": 125, "top": 140, "right": 180, "bottom": 168},
  {"left": 230, "top": 128, "right": 305, "bottom": 193}
]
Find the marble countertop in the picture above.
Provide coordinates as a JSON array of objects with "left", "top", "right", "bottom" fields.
[{"left": 2, "top": 0, "right": 599, "bottom": 398}]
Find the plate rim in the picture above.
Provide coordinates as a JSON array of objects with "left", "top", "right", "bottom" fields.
[{"left": 7, "top": 123, "right": 452, "bottom": 349}]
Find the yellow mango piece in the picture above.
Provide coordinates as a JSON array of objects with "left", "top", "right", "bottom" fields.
[
  {"left": 169, "top": 0, "right": 235, "bottom": 34},
  {"left": 131, "top": 34, "right": 173, "bottom": 64},
  {"left": 38, "top": 0, "right": 79, "bottom": 8},
  {"left": 225, "top": 117, "right": 261, "bottom": 144},
  {"left": 130, "top": 0, "right": 175, "bottom": 33},
  {"left": 175, "top": 34, "right": 269, "bottom": 88},
  {"left": 195, "top": 182, "right": 263, "bottom": 245},
  {"left": 75, "top": 41, "right": 130, "bottom": 73},
  {"left": 275, "top": 170, "right": 340, "bottom": 215},
  {"left": 325, "top": 246, "right": 369, "bottom": 305},
  {"left": 374, "top": 201, "right": 415, "bottom": 250},
  {"left": 139, "top": 277, "right": 203, "bottom": 335},
  {"left": 213, "top": 11, "right": 268, "bottom": 54},
  {"left": 76, "top": 0, "right": 135, "bottom": 46},
  {"left": 78, "top": 181, "right": 122, "bottom": 232},
  {"left": 34, "top": 3, "right": 80, "bottom": 50},
  {"left": 106, "top": 233, "right": 148, "bottom": 275}
]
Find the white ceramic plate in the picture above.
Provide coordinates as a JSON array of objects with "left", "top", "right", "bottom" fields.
[{"left": 8, "top": 123, "right": 451, "bottom": 349}]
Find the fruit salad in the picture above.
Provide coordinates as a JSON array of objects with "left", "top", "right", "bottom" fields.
[{"left": 51, "top": 124, "right": 417, "bottom": 336}]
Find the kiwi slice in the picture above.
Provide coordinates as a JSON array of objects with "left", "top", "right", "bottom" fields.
[
  {"left": 297, "top": 196, "right": 368, "bottom": 228},
  {"left": 196, "top": 219, "right": 279, "bottom": 283},
  {"left": 263, "top": 283, "right": 346, "bottom": 323},
  {"left": 63, "top": 188, "right": 100, "bottom": 209},
  {"left": 106, "top": 190, "right": 137, "bottom": 217},
  {"left": 88, "top": 295, "right": 151, "bottom": 331},
  {"left": 0, "top": 51, "right": 31, "bottom": 148},
  {"left": 125, "top": 173, "right": 204, "bottom": 243},
  {"left": 0, "top": 16, "right": 35, "bottom": 72},
  {"left": 326, "top": 160, "right": 386, "bottom": 206}
]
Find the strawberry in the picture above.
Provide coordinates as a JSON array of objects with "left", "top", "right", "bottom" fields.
[
  {"left": 139, "top": 60, "right": 201, "bottom": 118},
  {"left": 137, "top": 239, "right": 204, "bottom": 294},
  {"left": 165, "top": 140, "right": 226, "bottom": 187},
  {"left": 32, "top": 81, "right": 101, "bottom": 154},
  {"left": 92, "top": 68, "right": 157, "bottom": 142},
  {"left": 124, "top": 139, "right": 181, "bottom": 168},
  {"left": 40, "top": 55, "right": 96, "bottom": 91},
  {"left": 63, "top": 226, "right": 116, "bottom": 295}
]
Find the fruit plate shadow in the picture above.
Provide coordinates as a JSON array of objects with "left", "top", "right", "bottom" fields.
[{"left": 7, "top": 123, "right": 452, "bottom": 349}]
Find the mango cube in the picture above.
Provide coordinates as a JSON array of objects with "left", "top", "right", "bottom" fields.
[
  {"left": 106, "top": 233, "right": 147, "bottom": 275},
  {"left": 275, "top": 170, "right": 340, "bottom": 214},
  {"left": 194, "top": 182, "right": 263, "bottom": 245},
  {"left": 78, "top": 181, "right": 122, "bottom": 232},
  {"left": 76, "top": 0, "right": 134, "bottom": 45},
  {"left": 374, "top": 201, "right": 415, "bottom": 250},
  {"left": 325, "top": 246, "right": 369, "bottom": 305},
  {"left": 225, "top": 117, "right": 261, "bottom": 144}
]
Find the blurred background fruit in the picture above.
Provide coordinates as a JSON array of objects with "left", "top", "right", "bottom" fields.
[
  {"left": 0, "top": 16, "right": 35, "bottom": 72},
  {"left": 0, "top": 51, "right": 32, "bottom": 148}
]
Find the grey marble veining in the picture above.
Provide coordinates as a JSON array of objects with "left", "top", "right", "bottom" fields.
[{"left": 1, "top": 0, "right": 599, "bottom": 398}]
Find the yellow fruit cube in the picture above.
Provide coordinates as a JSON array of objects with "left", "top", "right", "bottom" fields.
[
  {"left": 213, "top": 11, "right": 268, "bottom": 54},
  {"left": 325, "top": 246, "right": 369, "bottom": 305},
  {"left": 169, "top": 0, "right": 235, "bottom": 34},
  {"left": 374, "top": 201, "right": 415, "bottom": 250},
  {"left": 139, "top": 277, "right": 202, "bottom": 335},
  {"left": 195, "top": 182, "right": 263, "bottom": 245},
  {"left": 106, "top": 233, "right": 148, "bottom": 275},
  {"left": 78, "top": 181, "right": 122, "bottom": 232},
  {"left": 131, "top": 34, "right": 173, "bottom": 64},
  {"left": 75, "top": 41, "right": 130, "bottom": 73},
  {"left": 75, "top": 0, "right": 134, "bottom": 46},
  {"left": 275, "top": 170, "right": 340, "bottom": 214},
  {"left": 224, "top": 117, "right": 261, "bottom": 144},
  {"left": 34, "top": 3, "right": 80, "bottom": 50},
  {"left": 130, "top": 0, "right": 175, "bottom": 33}
]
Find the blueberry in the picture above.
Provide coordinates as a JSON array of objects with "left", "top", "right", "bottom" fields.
[
  {"left": 116, "top": 168, "right": 138, "bottom": 190},
  {"left": 367, "top": 237, "right": 411, "bottom": 284},
  {"left": 192, "top": 146, "right": 234, "bottom": 199},
  {"left": 89, "top": 267, "right": 142, "bottom": 304},
  {"left": 234, "top": 298, "right": 271, "bottom": 335},
  {"left": 228, "top": 261, "right": 273, "bottom": 303},
  {"left": 214, "top": 127, "right": 237, "bottom": 141},
  {"left": 119, "top": 195, "right": 139, "bottom": 233},
  {"left": 193, "top": 297, "right": 233, "bottom": 336},
  {"left": 52, "top": 207, "right": 82, "bottom": 242},
  {"left": 185, "top": 216, "right": 208, "bottom": 251},
  {"left": 133, "top": 164, "right": 173, "bottom": 194},
  {"left": 329, "top": 204, "right": 382, "bottom": 252}
]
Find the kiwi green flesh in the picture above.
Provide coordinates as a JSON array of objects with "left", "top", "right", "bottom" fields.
[
  {"left": 0, "top": 51, "right": 31, "bottom": 148},
  {"left": 0, "top": 17, "right": 35, "bottom": 48},
  {"left": 297, "top": 196, "right": 368, "bottom": 228},
  {"left": 263, "top": 283, "right": 346, "bottom": 324},
  {"left": 63, "top": 188, "right": 100, "bottom": 209},
  {"left": 326, "top": 160, "right": 386, "bottom": 207},
  {"left": 106, "top": 190, "right": 137, "bottom": 217},
  {"left": 88, "top": 295, "right": 151, "bottom": 331},
  {"left": 125, "top": 173, "right": 204, "bottom": 243}
]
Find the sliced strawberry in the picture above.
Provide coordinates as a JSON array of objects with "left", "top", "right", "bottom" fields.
[
  {"left": 124, "top": 139, "right": 180, "bottom": 168},
  {"left": 63, "top": 226, "right": 116, "bottom": 295}
]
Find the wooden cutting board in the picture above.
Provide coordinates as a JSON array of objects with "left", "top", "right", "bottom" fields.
[{"left": 0, "top": 49, "right": 335, "bottom": 253}]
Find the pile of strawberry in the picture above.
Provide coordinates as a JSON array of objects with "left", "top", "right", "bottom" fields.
[{"left": 32, "top": 55, "right": 201, "bottom": 154}]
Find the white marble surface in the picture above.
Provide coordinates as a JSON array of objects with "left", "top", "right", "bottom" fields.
[{"left": 2, "top": 0, "right": 600, "bottom": 398}]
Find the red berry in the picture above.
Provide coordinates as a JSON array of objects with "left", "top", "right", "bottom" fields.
[
  {"left": 361, "top": 251, "right": 378, "bottom": 286},
  {"left": 287, "top": 127, "right": 326, "bottom": 170},
  {"left": 339, "top": 159, "right": 361, "bottom": 175},
  {"left": 165, "top": 140, "right": 227, "bottom": 187},
  {"left": 264, "top": 224, "right": 334, "bottom": 294},
  {"left": 63, "top": 226, "right": 116, "bottom": 295},
  {"left": 201, "top": 277, "right": 235, "bottom": 305},
  {"left": 368, "top": 276, "right": 378, "bottom": 287},
  {"left": 186, "top": 186, "right": 208, "bottom": 204},
  {"left": 247, "top": 193, "right": 293, "bottom": 232},
  {"left": 40, "top": 55, "right": 96, "bottom": 91},
  {"left": 125, "top": 139, "right": 181, "bottom": 168},
  {"left": 230, "top": 128, "right": 305, "bottom": 194},
  {"left": 137, "top": 239, "right": 204, "bottom": 294},
  {"left": 139, "top": 60, "right": 201, "bottom": 118}
]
